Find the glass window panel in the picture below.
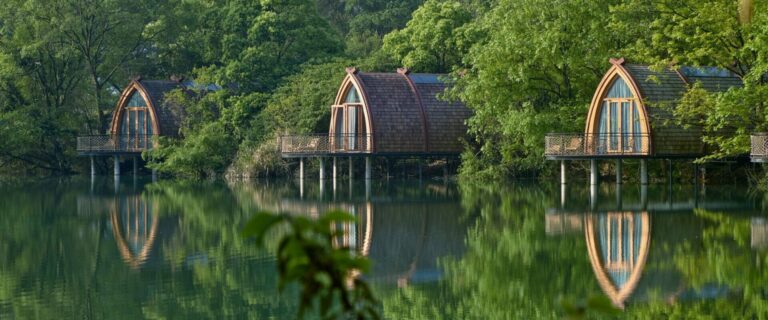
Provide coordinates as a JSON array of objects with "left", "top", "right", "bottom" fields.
[
  {"left": 334, "top": 108, "right": 344, "bottom": 149},
  {"left": 599, "top": 102, "right": 608, "bottom": 153},
  {"left": 127, "top": 91, "right": 147, "bottom": 107},
  {"left": 622, "top": 102, "right": 631, "bottom": 151},
  {"left": 610, "top": 218, "right": 618, "bottom": 262},
  {"left": 606, "top": 77, "right": 633, "bottom": 99},
  {"left": 138, "top": 111, "right": 146, "bottom": 147},
  {"left": 347, "top": 107, "right": 357, "bottom": 149},
  {"left": 633, "top": 103, "right": 641, "bottom": 152},
  {"left": 345, "top": 87, "right": 361, "bottom": 103},
  {"left": 610, "top": 102, "right": 618, "bottom": 149}
]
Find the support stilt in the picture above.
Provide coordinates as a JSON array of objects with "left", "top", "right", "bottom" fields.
[
  {"left": 418, "top": 160, "right": 423, "bottom": 182},
  {"left": 114, "top": 156, "right": 121, "bottom": 177},
  {"left": 333, "top": 157, "right": 338, "bottom": 181},
  {"left": 589, "top": 159, "right": 598, "bottom": 185},
  {"left": 560, "top": 160, "right": 567, "bottom": 184},
  {"left": 319, "top": 157, "right": 326, "bottom": 180},
  {"left": 589, "top": 183, "right": 597, "bottom": 212},
  {"left": 365, "top": 157, "right": 372, "bottom": 180},
  {"left": 560, "top": 184, "right": 566, "bottom": 209},
  {"left": 152, "top": 169, "right": 158, "bottom": 182},
  {"left": 615, "top": 159, "right": 622, "bottom": 184},
  {"left": 348, "top": 157, "right": 353, "bottom": 180},
  {"left": 299, "top": 157, "right": 305, "bottom": 180},
  {"left": 640, "top": 159, "right": 648, "bottom": 185},
  {"left": 133, "top": 157, "right": 138, "bottom": 176},
  {"left": 90, "top": 156, "right": 96, "bottom": 176}
]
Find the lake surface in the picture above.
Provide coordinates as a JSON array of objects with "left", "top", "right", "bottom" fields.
[{"left": 0, "top": 177, "right": 766, "bottom": 319}]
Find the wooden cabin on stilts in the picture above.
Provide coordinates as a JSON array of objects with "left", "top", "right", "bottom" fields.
[
  {"left": 77, "top": 77, "right": 189, "bottom": 179},
  {"left": 545, "top": 58, "right": 742, "bottom": 186},
  {"left": 280, "top": 67, "right": 472, "bottom": 188}
]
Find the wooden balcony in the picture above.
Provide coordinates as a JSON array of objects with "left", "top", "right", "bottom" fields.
[
  {"left": 751, "top": 133, "right": 768, "bottom": 163},
  {"left": 545, "top": 133, "right": 650, "bottom": 159},
  {"left": 280, "top": 134, "right": 371, "bottom": 158},
  {"left": 77, "top": 135, "right": 157, "bottom": 156}
]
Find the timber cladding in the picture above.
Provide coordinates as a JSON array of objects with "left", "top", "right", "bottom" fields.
[{"left": 345, "top": 70, "right": 472, "bottom": 155}]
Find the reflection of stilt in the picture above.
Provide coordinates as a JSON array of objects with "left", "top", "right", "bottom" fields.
[
  {"left": 333, "top": 157, "right": 338, "bottom": 184},
  {"left": 560, "top": 183, "right": 566, "bottom": 209},
  {"left": 640, "top": 159, "right": 648, "bottom": 185},
  {"left": 300, "top": 177, "right": 304, "bottom": 199},
  {"left": 348, "top": 156, "right": 354, "bottom": 180},
  {"left": 114, "top": 176, "right": 120, "bottom": 193},
  {"left": 365, "top": 178, "right": 371, "bottom": 200},
  {"left": 616, "top": 183, "right": 622, "bottom": 210},
  {"left": 114, "top": 155, "right": 121, "bottom": 177},
  {"left": 133, "top": 156, "right": 138, "bottom": 176}
]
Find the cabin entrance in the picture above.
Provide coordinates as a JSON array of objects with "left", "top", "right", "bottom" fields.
[
  {"left": 332, "top": 86, "right": 369, "bottom": 151},
  {"left": 119, "top": 91, "right": 154, "bottom": 150},
  {"left": 597, "top": 77, "right": 643, "bottom": 154}
]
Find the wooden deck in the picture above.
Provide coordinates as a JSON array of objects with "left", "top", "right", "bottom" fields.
[
  {"left": 545, "top": 133, "right": 650, "bottom": 159},
  {"left": 279, "top": 134, "right": 372, "bottom": 158},
  {"left": 77, "top": 135, "right": 157, "bottom": 156}
]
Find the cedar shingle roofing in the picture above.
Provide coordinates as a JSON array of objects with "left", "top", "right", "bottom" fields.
[
  {"left": 137, "top": 80, "right": 185, "bottom": 136},
  {"left": 349, "top": 70, "right": 472, "bottom": 154}
]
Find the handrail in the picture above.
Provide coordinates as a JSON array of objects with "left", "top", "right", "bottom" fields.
[
  {"left": 751, "top": 133, "right": 768, "bottom": 158},
  {"left": 77, "top": 135, "right": 158, "bottom": 153},
  {"left": 545, "top": 133, "right": 650, "bottom": 157},
  {"left": 280, "top": 134, "right": 372, "bottom": 155}
]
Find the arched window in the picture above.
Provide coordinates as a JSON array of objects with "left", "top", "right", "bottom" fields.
[
  {"left": 119, "top": 90, "right": 155, "bottom": 149},
  {"left": 597, "top": 77, "right": 642, "bottom": 153},
  {"left": 332, "top": 85, "right": 368, "bottom": 151}
]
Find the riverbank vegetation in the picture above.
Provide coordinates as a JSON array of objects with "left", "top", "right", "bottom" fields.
[{"left": 0, "top": 0, "right": 766, "bottom": 180}]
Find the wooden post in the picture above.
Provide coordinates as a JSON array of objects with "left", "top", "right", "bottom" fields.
[
  {"left": 299, "top": 157, "right": 305, "bottom": 180},
  {"left": 348, "top": 156, "right": 353, "bottom": 180},
  {"left": 333, "top": 157, "right": 338, "bottom": 181},
  {"left": 615, "top": 159, "right": 622, "bottom": 184},
  {"left": 365, "top": 157, "right": 372, "bottom": 180},
  {"left": 560, "top": 183, "right": 566, "bottom": 209},
  {"left": 589, "top": 159, "right": 598, "bottom": 185},
  {"left": 560, "top": 160, "right": 567, "bottom": 184},
  {"left": 90, "top": 156, "right": 96, "bottom": 176},
  {"left": 418, "top": 159, "right": 423, "bottom": 182},
  {"left": 640, "top": 159, "right": 648, "bottom": 185},
  {"left": 590, "top": 183, "right": 597, "bottom": 212},
  {"left": 319, "top": 157, "right": 326, "bottom": 180},
  {"left": 667, "top": 159, "right": 673, "bottom": 184},
  {"left": 133, "top": 157, "right": 138, "bottom": 176},
  {"left": 114, "top": 156, "right": 120, "bottom": 177}
]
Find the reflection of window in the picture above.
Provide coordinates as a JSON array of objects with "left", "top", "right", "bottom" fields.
[
  {"left": 332, "top": 85, "right": 368, "bottom": 151},
  {"left": 597, "top": 77, "right": 643, "bottom": 153},
  {"left": 119, "top": 91, "right": 154, "bottom": 150}
]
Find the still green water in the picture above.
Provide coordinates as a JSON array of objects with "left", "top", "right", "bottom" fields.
[{"left": 1, "top": 177, "right": 766, "bottom": 319}]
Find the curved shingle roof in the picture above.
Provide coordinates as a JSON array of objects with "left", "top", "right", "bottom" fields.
[{"left": 349, "top": 69, "right": 472, "bottom": 155}]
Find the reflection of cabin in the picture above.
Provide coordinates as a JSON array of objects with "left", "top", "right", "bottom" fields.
[
  {"left": 585, "top": 212, "right": 651, "bottom": 308},
  {"left": 545, "top": 58, "right": 742, "bottom": 185},
  {"left": 280, "top": 67, "right": 472, "bottom": 179},
  {"left": 110, "top": 195, "right": 160, "bottom": 269},
  {"left": 77, "top": 77, "right": 187, "bottom": 176},
  {"left": 752, "top": 218, "right": 768, "bottom": 249}
]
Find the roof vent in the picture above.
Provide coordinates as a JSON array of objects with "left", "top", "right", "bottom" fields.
[
  {"left": 609, "top": 57, "right": 626, "bottom": 66},
  {"left": 346, "top": 67, "right": 359, "bottom": 74},
  {"left": 397, "top": 67, "right": 411, "bottom": 75}
]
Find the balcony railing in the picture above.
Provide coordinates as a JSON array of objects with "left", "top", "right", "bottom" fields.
[
  {"left": 280, "top": 134, "right": 371, "bottom": 156},
  {"left": 77, "top": 135, "right": 157, "bottom": 154},
  {"left": 545, "top": 133, "right": 650, "bottom": 158},
  {"left": 751, "top": 133, "right": 768, "bottom": 162}
]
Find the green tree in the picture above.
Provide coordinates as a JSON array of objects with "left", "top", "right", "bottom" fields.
[
  {"left": 453, "top": 0, "right": 629, "bottom": 179},
  {"left": 383, "top": 0, "right": 478, "bottom": 73}
]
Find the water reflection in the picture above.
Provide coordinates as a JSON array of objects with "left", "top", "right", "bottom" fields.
[
  {"left": 545, "top": 183, "right": 765, "bottom": 313},
  {"left": 109, "top": 195, "right": 160, "bottom": 269},
  {"left": 585, "top": 211, "right": 650, "bottom": 309}
]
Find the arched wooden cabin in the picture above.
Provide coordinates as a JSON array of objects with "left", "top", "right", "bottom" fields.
[
  {"left": 78, "top": 78, "right": 186, "bottom": 157},
  {"left": 546, "top": 58, "right": 742, "bottom": 160},
  {"left": 280, "top": 68, "right": 472, "bottom": 158}
]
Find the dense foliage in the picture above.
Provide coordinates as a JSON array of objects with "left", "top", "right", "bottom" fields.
[{"left": 2, "top": 0, "right": 768, "bottom": 180}]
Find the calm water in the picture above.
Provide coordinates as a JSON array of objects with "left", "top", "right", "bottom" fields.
[{"left": 1, "top": 177, "right": 766, "bottom": 319}]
